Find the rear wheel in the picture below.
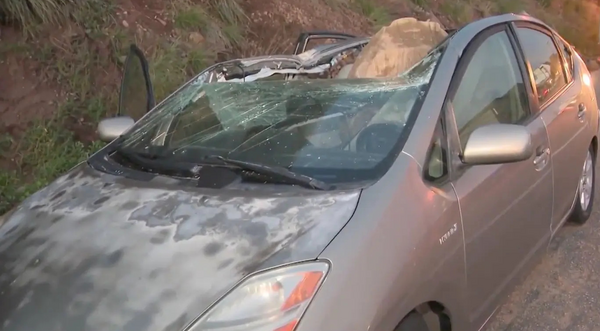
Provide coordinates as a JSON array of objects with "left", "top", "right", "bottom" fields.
[{"left": 569, "top": 146, "right": 595, "bottom": 225}]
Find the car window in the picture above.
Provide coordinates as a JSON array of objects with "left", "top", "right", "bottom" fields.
[
  {"left": 555, "top": 36, "right": 574, "bottom": 79},
  {"left": 516, "top": 27, "right": 568, "bottom": 105},
  {"left": 449, "top": 31, "right": 530, "bottom": 150},
  {"left": 424, "top": 119, "right": 447, "bottom": 181}
]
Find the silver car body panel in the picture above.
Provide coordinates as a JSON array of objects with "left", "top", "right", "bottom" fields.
[{"left": 298, "top": 13, "right": 598, "bottom": 331}]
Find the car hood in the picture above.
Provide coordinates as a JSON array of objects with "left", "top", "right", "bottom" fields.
[{"left": 0, "top": 165, "right": 360, "bottom": 331}]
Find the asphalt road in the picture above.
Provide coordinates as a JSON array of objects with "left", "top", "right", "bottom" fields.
[{"left": 484, "top": 72, "right": 600, "bottom": 331}]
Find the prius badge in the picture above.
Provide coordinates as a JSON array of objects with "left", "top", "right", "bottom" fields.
[{"left": 439, "top": 223, "right": 458, "bottom": 245}]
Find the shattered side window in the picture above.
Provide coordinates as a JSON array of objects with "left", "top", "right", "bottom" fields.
[{"left": 399, "top": 43, "right": 446, "bottom": 83}]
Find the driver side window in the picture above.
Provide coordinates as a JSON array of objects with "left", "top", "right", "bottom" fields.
[{"left": 449, "top": 29, "right": 530, "bottom": 150}]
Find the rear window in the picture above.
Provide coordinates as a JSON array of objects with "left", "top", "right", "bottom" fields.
[
  {"left": 516, "top": 27, "right": 568, "bottom": 105},
  {"left": 555, "top": 36, "right": 574, "bottom": 80}
]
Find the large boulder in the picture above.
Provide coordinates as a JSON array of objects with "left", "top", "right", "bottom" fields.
[{"left": 348, "top": 17, "right": 448, "bottom": 78}]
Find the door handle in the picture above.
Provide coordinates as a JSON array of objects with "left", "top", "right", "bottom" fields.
[
  {"left": 578, "top": 103, "right": 587, "bottom": 121},
  {"left": 533, "top": 147, "right": 550, "bottom": 171}
]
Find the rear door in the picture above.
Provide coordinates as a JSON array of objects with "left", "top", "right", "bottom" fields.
[
  {"left": 445, "top": 24, "right": 553, "bottom": 327},
  {"left": 513, "top": 23, "right": 590, "bottom": 232}
]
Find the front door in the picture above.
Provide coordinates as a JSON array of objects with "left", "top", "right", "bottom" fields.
[
  {"left": 445, "top": 25, "right": 553, "bottom": 327},
  {"left": 514, "top": 24, "right": 591, "bottom": 231},
  {"left": 118, "top": 44, "right": 155, "bottom": 121}
]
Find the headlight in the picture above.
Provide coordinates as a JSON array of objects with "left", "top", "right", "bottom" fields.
[{"left": 189, "top": 261, "right": 329, "bottom": 331}]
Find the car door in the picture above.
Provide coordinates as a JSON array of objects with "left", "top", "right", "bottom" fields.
[
  {"left": 444, "top": 24, "right": 553, "bottom": 327},
  {"left": 513, "top": 23, "right": 590, "bottom": 232},
  {"left": 118, "top": 44, "right": 155, "bottom": 121},
  {"left": 292, "top": 31, "right": 357, "bottom": 54}
]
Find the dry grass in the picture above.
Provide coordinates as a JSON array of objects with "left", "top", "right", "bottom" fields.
[
  {"left": 439, "top": 0, "right": 474, "bottom": 25},
  {"left": 429, "top": 0, "right": 599, "bottom": 56},
  {"left": 353, "top": 0, "right": 392, "bottom": 28},
  {"left": 0, "top": 0, "right": 112, "bottom": 35},
  {"left": 0, "top": 0, "right": 76, "bottom": 25},
  {"left": 172, "top": 0, "right": 248, "bottom": 54}
]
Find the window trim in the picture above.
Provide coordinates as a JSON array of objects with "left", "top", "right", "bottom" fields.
[
  {"left": 423, "top": 116, "right": 450, "bottom": 184},
  {"left": 445, "top": 24, "right": 512, "bottom": 100},
  {"left": 553, "top": 33, "right": 575, "bottom": 81},
  {"left": 443, "top": 23, "right": 535, "bottom": 154},
  {"left": 511, "top": 22, "right": 573, "bottom": 111},
  {"left": 439, "top": 23, "right": 540, "bottom": 179},
  {"left": 506, "top": 23, "right": 539, "bottom": 115}
]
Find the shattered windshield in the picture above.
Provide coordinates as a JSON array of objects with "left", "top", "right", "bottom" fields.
[{"left": 116, "top": 45, "right": 445, "bottom": 184}]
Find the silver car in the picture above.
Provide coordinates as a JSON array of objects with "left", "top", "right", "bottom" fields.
[{"left": 0, "top": 13, "right": 597, "bottom": 331}]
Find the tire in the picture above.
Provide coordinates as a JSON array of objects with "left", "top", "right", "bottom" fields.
[
  {"left": 394, "top": 312, "right": 430, "bottom": 331},
  {"left": 569, "top": 145, "right": 595, "bottom": 225}
]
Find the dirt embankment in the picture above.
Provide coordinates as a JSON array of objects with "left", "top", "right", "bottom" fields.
[{"left": 0, "top": 0, "right": 599, "bottom": 214}]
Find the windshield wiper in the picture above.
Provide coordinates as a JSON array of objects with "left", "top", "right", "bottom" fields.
[
  {"left": 112, "top": 149, "right": 200, "bottom": 178},
  {"left": 113, "top": 150, "right": 331, "bottom": 190},
  {"left": 202, "top": 155, "right": 331, "bottom": 190}
]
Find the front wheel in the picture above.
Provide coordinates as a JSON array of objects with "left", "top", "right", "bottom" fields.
[
  {"left": 394, "top": 312, "right": 434, "bottom": 331},
  {"left": 569, "top": 146, "right": 595, "bottom": 225}
]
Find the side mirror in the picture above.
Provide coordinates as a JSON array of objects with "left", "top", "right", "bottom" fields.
[
  {"left": 462, "top": 124, "right": 533, "bottom": 165},
  {"left": 97, "top": 116, "right": 135, "bottom": 143}
]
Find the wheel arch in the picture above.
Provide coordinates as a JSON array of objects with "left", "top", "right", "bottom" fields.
[{"left": 395, "top": 301, "right": 453, "bottom": 331}]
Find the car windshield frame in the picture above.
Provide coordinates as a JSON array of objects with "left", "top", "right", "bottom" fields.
[{"left": 111, "top": 41, "right": 448, "bottom": 186}]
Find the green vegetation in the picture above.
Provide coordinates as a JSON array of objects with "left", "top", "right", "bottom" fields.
[
  {"left": 319, "top": 0, "right": 391, "bottom": 29},
  {"left": 432, "top": 0, "right": 598, "bottom": 55},
  {"left": 0, "top": 0, "right": 111, "bottom": 35},
  {"left": 410, "top": 0, "right": 430, "bottom": 8},
  {"left": 0, "top": 0, "right": 248, "bottom": 214},
  {"left": 174, "top": 6, "right": 210, "bottom": 30},
  {"left": 172, "top": 0, "right": 246, "bottom": 52},
  {"left": 494, "top": 0, "right": 525, "bottom": 14},
  {"left": 354, "top": 0, "right": 392, "bottom": 28},
  {"left": 440, "top": 0, "right": 474, "bottom": 25},
  {"left": 0, "top": 106, "right": 105, "bottom": 213},
  {"left": 542, "top": 0, "right": 599, "bottom": 55}
]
